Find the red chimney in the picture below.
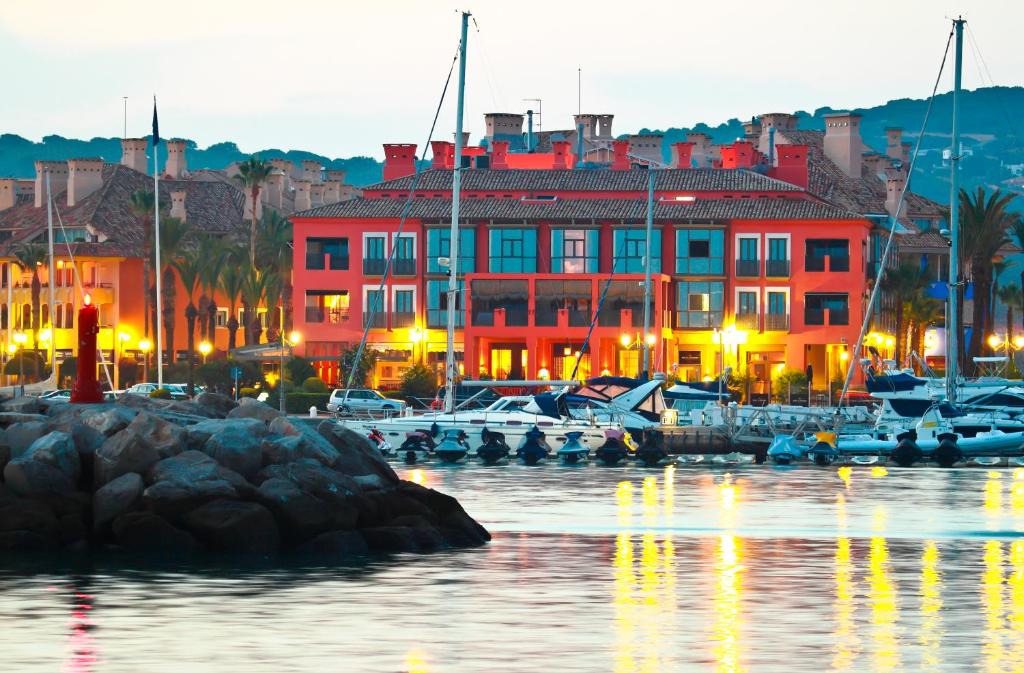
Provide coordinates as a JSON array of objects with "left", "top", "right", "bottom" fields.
[
  {"left": 770, "top": 144, "right": 809, "bottom": 189},
  {"left": 670, "top": 142, "right": 694, "bottom": 169},
  {"left": 382, "top": 143, "right": 417, "bottom": 181},
  {"left": 611, "top": 140, "right": 630, "bottom": 171},
  {"left": 490, "top": 140, "right": 510, "bottom": 170},
  {"left": 551, "top": 140, "right": 574, "bottom": 169},
  {"left": 720, "top": 141, "right": 755, "bottom": 169},
  {"left": 430, "top": 141, "right": 454, "bottom": 169}
]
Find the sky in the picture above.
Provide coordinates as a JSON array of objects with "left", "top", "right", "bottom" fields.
[{"left": 1, "top": 0, "right": 1022, "bottom": 159}]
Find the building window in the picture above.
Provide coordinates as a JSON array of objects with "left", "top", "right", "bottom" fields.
[
  {"left": 305, "top": 290, "right": 349, "bottom": 324},
  {"left": 766, "top": 237, "right": 790, "bottom": 277},
  {"left": 470, "top": 279, "right": 529, "bottom": 326},
  {"left": 805, "top": 239, "right": 850, "bottom": 272},
  {"left": 427, "top": 228, "right": 475, "bottom": 274},
  {"left": 54, "top": 228, "right": 88, "bottom": 244},
  {"left": 551, "top": 229, "right": 598, "bottom": 273},
  {"left": 363, "top": 289, "right": 385, "bottom": 328},
  {"left": 535, "top": 279, "right": 592, "bottom": 326},
  {"left": 393, "top": 289, "right": 415, "bottom": 327},
  {"left": 736, "top": 237, "right": 759, "bottom": 276},
  {"left": 306, "top": 237, "right": 348, "bottom": 270},
  {"left": 805, "top": 293, "right": 849, "bottom": 325},
  {"left": 393, "top": 236, "right": 415, "bottom": 276},
  {"left": 676, "top": 281, "right": 723, "bottom": 329},
  {"left": 614, "top": 229, "right": 661, "bottom": 273},
  {"left": 766, "top": 291, "right": 788, "bottom": 331},
  {"left": 427, "top": 279, "right": 464, "bottom": 328},
  {"left": 676, "top": 229, "right": 723, "bottom": 275},
  {"left": 489, "top": 229, "right": 537, "bottom": 273},
  {"left": 363, "top": 236, "right": 387, "bottom": 275},
  {"left": 216, "top": 308, "right": 229, "bottom": 327}
]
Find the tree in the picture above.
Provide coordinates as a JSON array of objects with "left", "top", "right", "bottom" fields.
[
  {"left": 960, "top": 187, "right": 1015, "bottom": 370},
  {"left": 171, "top": 244, "right": 203, "bottom": 396},
  {"left": 197, "top": 235, "right": 228, "bottom": 344},
  {"left": 256, "top": 209, "right": 293, "bottom": 339},
  {"left": 153, "top": 217, "right": 190, "bottom": 365},
  {"left": 879, "top": 260, "right": 927, "bottom": 365},
  {"left": 240, "top": 267, "right": 273, "bottom": 346},
  {"left": 234, "top": 156, "right": 273, "bottom": 266},
  {"left": 339, "top": 346, "right": 378, "bottom": 388},
  {"left": 400, "top": 363, "right": 437, "bottom": 400},
  {"left": 218, "top": 251, "right": 246, "bottom": 352},
  {"left": 129, "top": 189, "right": 156, "bottom": 342},
  {"left": 12, "top": 240, "right": 48, "bottom": 373},
  {"left": 1010, "top": 218, "right": 1024, "bottom": 335},
  {"left": 904, "top": 295, "right": 944, "bottom": 373},
  {"left": 998, "top": 284, "right": 1023, "bottom": 346}
]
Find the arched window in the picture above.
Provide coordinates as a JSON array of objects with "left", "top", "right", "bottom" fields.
[
  {"left": 41, "top": 304, "right": 49, "bottom": 329},
  {"left": 53, "top": 304, "right": 61, "bottom": 329},
  {"left": 65, "top": 304, "right": 73, "bottom": 329},
  {"left": 21, "top": 304, "right": 30, "bottom": 330}
]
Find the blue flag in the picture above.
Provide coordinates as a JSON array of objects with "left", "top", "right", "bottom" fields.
[{"left": 152, "top": 97, "right": 160, "bottom": 146}]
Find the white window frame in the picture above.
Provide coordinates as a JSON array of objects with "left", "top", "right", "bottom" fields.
[
  {"left": 391, "top": 231, "right": 417, "bottom": 257},
  {"left": 764, "top": 233, "right": 792, "bottom": 260},
  {"left": 734, "top": 233, "right": 761, "bottom": 261},
  {"left": 362, "top": 285, "right": 388, "bottom": 313},
  {"left": 215, "top": 307, "right": 229, "bottom": 328},
  {"left": 362, "top": 232, "right": 387, "bottom": 258},
  {"left": 734, "top": 286, "right": 761, "bottom": 315},
  {"left": 390, "top": 284, "right": 417, "bottom": 314},
  {"left": 764, "top": 286, "right": 791, "bottom": 314}
]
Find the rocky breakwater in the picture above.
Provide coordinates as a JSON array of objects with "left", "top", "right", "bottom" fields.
[{"left": 0, "top": 394, "right": 489, "bottom": 559}]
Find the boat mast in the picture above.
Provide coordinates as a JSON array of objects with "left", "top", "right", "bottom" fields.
[
  {"left": 641, "top": 169, "right": 654, "bottom": 379},
  {"left": 444, "top": 11, "right": 470, "bottom": 414},
  {"left": 45, "top": 173, "right": 57, "bottom": 379},
  {"left": 946, "top": 16, "right": 965, "bottom": 405}
]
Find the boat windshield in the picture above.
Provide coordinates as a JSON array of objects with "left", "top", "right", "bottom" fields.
[{"left": 483, "top": 397, "right": 533, "bottom": 413}]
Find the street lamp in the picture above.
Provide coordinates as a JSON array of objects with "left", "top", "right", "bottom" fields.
[
  {"left": 115, "top": 330, "right": 131, "bottom": 389},
  {"left": 198, "top": 340, "right": 212, "bottom": 364},
  {"left": 138, "top": 339, "right": 152, "bottom": 383},
  {"left": 279, "top": 330, "right": 301, "bottom": 414},
  {"left": 12, "top": 331, "right": 27, "bottom": 386}
]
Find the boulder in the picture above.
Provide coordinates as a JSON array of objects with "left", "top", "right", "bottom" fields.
[
  {"left": 48, "top": 419, "right": 105, "bottom": 456},
  {"left": 187, "top": 418, "right": 266, "bottom": 450},
  {"left": 298, "top": 530, "right": 369, "bottom": 559},
  {"left": 361, "top": 526, "right": 430, "bottom": 553},
  {"left": 6, "top": 421, "right": 50, "bottom": 459},
  {"left": 227, "top": 398, "right": 282, "bottom": 423},
  {"left": 142, "top": 479, "right": 238, "bottom": 520},
  {"left": 21, "top": 432, "right": 79, "bottom": 482},
  {"left": 93, "top": 472, "right": 144, "bottom": 532},
  {"left": 112, "top": 511, "right": 204, "bottom": 553},
  {"left": 203, "top": 426, "right": 262, "bottom": 480},
  {"left": 268, "top": 416, "right": 300, "bottom": 437},
  {"left": 183, "top": 499, "right": 280, "bottom": 554},
  {"left": 0, "top": 498, "right": 59, "bottom": 537},
  {"left": 81, "top": 406, "right": 137, "bottom": 437},
  {"left": 256, "top": 478, "right": 335, "bottom": 543},
  {"left": 195, "top": 392, "right": 237, "bottom": 417},
  {"left": 399, "top": 482, "right": 490, "bottom": 546},
  {"left": 127, "top": 412, "right": 187, "bottom": 459},
  {"left": 316, "top": 421, "right": 398, "bottom": 483},
  {"left": 0, "top": 443, "right": 9, "bottom": 475},
  {"left": 142, "top": 451, "right": 246, "bottom": 518},
  {"left": 260, "top": 433, "right": 339, "bottom": 468},
  {"left": 258, "top": 459, "right": 360, "bottom": 505},
  {"left": 3, "top": 459, "right": 76, "bottom": 497},
  {"left": 0, "top": 530, "right": 59, "bottom": 551},
  {"left": 0, "top": 412, "right": 49, "bottom": 426},
  {"left": 94, "top": 427, "right": 160, "bottom": 486},
  {"left": 58, "top": 513, "right": 88, "bottom": 546},
  {"left": 0, "top": 396, "right": 41, "bottom": 415}
]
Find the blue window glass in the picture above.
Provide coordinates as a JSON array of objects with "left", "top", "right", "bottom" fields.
[
  {"left": 551, "top": 229, "right": 599, "bottom": 273},
  {"left": 739, "top": 238, "right": 758, "bottom": 261},
  {"left": 489, "top": 229, "right": 537, "bottom": 273},
  {"left": 427, "top": 228, "right": 476, "bottom": 274},
  {"left": 676, "top": 281, "right": 723, "bottom": 329},
  {"left": 768, "top": 238, "right": 787, "bottom": 261},
  {"left": 613, "top": 229, "right": 661, "bottom": 273},
  {"left": 767, "top": 291, "right": 786, "bottom": 315},
  {"left": 675, "top": 229, "right": 723, "bottom": 275},
  {"left": 427, "top": 279, "right": 464, "bottom": 328}
]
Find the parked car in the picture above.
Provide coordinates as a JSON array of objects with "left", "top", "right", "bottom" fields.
[
  {"left": 327, "top": 388, "right": 406, "bottom": 414},
  {"left": 38, "top": 389, "right": 71, "bottom": 405},
  {"left": 125, "top": 382, "right": 190, "bottom": 400}
]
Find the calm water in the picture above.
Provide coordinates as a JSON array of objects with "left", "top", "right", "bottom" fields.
[{"left": 5, "top": 464, "right": 1024, "bottom": 672}]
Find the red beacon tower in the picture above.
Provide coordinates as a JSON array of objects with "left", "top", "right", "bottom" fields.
[{"left": 71, "top": 293, "right": 103, "bottom": 403}]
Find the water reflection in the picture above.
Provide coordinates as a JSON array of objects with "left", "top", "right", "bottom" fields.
[
  {"left": 405, "top": 648, "right": 430, "bottom": 673},
  {"left": 833, "top": 494, "right": 857, "bottom": 671},
  {"left": 63, "top": 582, "right": 97, "bottom": 673},
  {"left": 982, "top": 540, "right": 1006, "bottom": 672},
  {"left": 919, "top": 540, "right": 942, "bottom": 671},
  {"left": 868, "top": 506, "right": 900, "bottom": 672}
]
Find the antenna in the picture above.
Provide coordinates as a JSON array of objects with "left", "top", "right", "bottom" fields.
[
  {"left": 523, "top": 98, "right": 542, "bottom": 135},
  {"left": 122, "top": 97, "right": 128, "bottom": 139},
  {"left": 577, "top": 67, "right": 581, "bottom": 115}
]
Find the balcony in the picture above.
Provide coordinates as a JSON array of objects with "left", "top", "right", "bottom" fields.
[
  {"left": 305, "top": 253, "right": 325, "bottom": 270},
  {"left": 735, "top": 312, "right": 759, "bottom": 330},
  {"left": 829, "top": 309, "right": 849, "bottom": 325},
  {"left": 735, "top": 259, "right": 760, "bottom": 277},
  {"left": 393, "top": 258, "right": 416, "bottom": 276},
  {"left": 765, "top": 259, "right": 790, "bottom": 277},
  {"left": 764, "top": 313, "right": 789, "bottom": 331},
  {"left": 363, "top": 258, "right": 387, "bottom": 275},
  {"left": 805, "top": 256, "right": 826, "bottom": 272},
  {"left": 427, "top": 309, "right": 463, "bottom": 329},
  {"left": 305, "top": 307, "right": 351, "bottom": 324},
  {"left": 805, "top": 308, "right": 825, "bottom": 325},
  {"left": 830, "top": 257, "right": 850, "bottom": 272},
  {"left": 392, "top": 312, "right": 416, "bottom": 328},
  {"left": 362, "top": 312, "right": 386, "bottom": 328},
  {"left": 676, "top": 311, "right": 722, "bottom": 329}
]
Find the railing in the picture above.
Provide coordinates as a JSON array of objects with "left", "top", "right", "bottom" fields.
[
  {"left": 305, "top": 307, "right": 350, "bottom": 324},
  {"left": 305, "top": 253, "right": 325, "bottom": 270},
  {"left": 427, "top": 309, "right": 463, "bottom": 328},
  {"left": 534, "top": 308, "right": 559, "bottom": 327},
  {"left": 829, "top": 309, "right": 849, "bottom": 325},
  {"left": 764, "top": 313, "right": 789, "bottom": 331},
  {"left": 392, "top": 258, "right": 416, "bottom": 276},
  {"left": 362, "top": 312, "right": 386, "bottom": 328},
  {"left": 568, "top": 311, "right": 590, "bottom": 327},
  {"left": 505, "top": 307, "right": 529, "bottom": 326},
  {"left": 391, "top": 312, "right": 415, "bottom": 328},
  {"left": 676, "top": 311, "right": 723, "bottom": 329},
  {"left": 735, "top": 312, "right": 759, "bottom": 330},
  {"left": 363, "top": 258, "right": 387, "bottom": 275},
  {"left": 765, "top": 259, "right": 790, "bottom": 277},
  {"left": 597, "top": 307, "right": 621, "bottom": 327},
  {"left": 735, "top": 259, "right": 760, "bottom": 277}
]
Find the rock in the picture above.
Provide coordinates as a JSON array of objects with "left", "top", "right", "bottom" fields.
[
  {"left": 268, "top": 416, "right": 300, "bottom": 437},
  {"left": 0, "top": 530, "right": 59, "bottom": 551},
  {"left": 142, "top": 451, "right": 245, "bottom": 519},
  {"left": 58, "top": 513, "right": 88, "bottom": 546},
  {"left": 256, "top": 478, "right": 335, "bottom": 543},
  {"left": 112, "top": 512, "right": 204, "bottom": 553},
  {"left": 186, "top": 418, "right": 266, "bottom": 450},
  {"left": 21, "top": 432, "right": 79, "bottom": 482},
  {"left": 143, "top": 479, "right": 238, "bottom": 520},
  {"left": 361, "top": 526, "right": 428, "bottom": 553},
  {"left": 0, "top": 443, "right": 9, "bottom": 475},
  {"left": 0, "top": 499, "right": 59, "bottom": 537},
  {"left": 3, "top": 459, "right": 76, "bottom": 497},
  {"left": 127, "top": 412, "right": 187, "bottom": 459},
  {"left": 93, "top": 472, "right": 144, "bottom": 532},
  {"left": 227, "top": 398, "right": 282, "bottom": 423},
  {"left": 203, "top": 426, "right": 262, "bottom": 480},
  {"left": 260, "top": 433, "right": 339, "bottom": 468},
  {"left": 353, "top": 474, "right": 388, "bottom": 492},
  {"left": 81, "top": 406, "right": 137, "bottom": 437},
  {"left": 298, "top": 530, "right": 369, "bottom": 559},
  {"left": 6, "top": 421, "right": 50, "bottom": 459},
  {"left": 183, "top": 499, "right": 279, "bottom": 554},
  {"left": 258, "top": 459, "right": 360, "bottom": 505},
  {"left": 94, "top": 427, "right": 161, "bottom": 486},
  {"left": 0, "top": 412, "right": 49, "bottom": 426},
  {"left": 0, "top": 396, "right": 41, "bottom": 415},
  {"left": 195, "top": 392, "right": 237, "bottom": 417},
  {"left": 399, "top": 482, "right": 490, "bottom": 546},
  {"left": 48, "top": 419, "right": 105, "bottom": 456},
  {"left": 316, "top": 421, "right": 398, "bottom": 483}
]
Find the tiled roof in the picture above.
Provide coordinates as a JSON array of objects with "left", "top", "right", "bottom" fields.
[
  {"left": 295, "top": 195, "right": 863, "bottom": 222},
  {"left": 362, "top": 167, "right": 803, "bottom": 194},
  {"left": 779, "top": 130, "right": 946, "bottom": 220},
  {"left": 0, "top": 164, "right": 245, "bottom": 258}
]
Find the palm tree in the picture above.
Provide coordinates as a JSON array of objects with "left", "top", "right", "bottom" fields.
[
  {"left": 256, "top": 210, "right": 292, "bottom": 340},
  {"left": 905, "top": 295, "right": 944, "bottom": 374},
  {"left": 240, "top": 267, "right": 274, "bottom": 346},
  {"left": 171, "top": 245, "right": 203, "bottom": 396},
  {"left": 960, "top": 187, "right": 1016, "bottom": 369},
  {"left": 11, "top": 241, "right": 48, "bottom": 376},
  {"left": 1010, "top": 219, "right": 1024, "bottom": 335},
  {"left": 234, "top": 156, "right": 273, "bottom": 266},
  {"left": 218, "top": 251, "right": 246, "bottom": 352},
  {"left": 997, "top": 284, "right": 1023, "bottom": 347},
  {"left": 153, "top": 217, "right": 190, "bottom": 365},
  {"left": 879, "top": 260, "right": 927, "bottom": 364},
  {"left": 197, "top": 236, "right": 228, "bottom": 345},
  {"left": 129, "top": 189, "right": 156, "bottom": 341}
]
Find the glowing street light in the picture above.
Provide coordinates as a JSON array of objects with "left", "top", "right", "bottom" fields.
[
  {"left": 198, "top": 340, "right": 212, "bottom": 364},
  {"left": 138, "top": 338, "right": 152, "bottom": 382},
  {"left": 279, "top": 330, "right": 302, "bottom": 414}
]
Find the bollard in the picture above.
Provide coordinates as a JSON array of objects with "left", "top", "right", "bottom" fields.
[{"left": 309, "top": 406, "right": 317, "bottom": 418}]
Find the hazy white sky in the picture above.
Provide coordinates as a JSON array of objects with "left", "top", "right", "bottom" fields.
[{"left": 1, "top": 0, "right": 1021, "bottom": 159}]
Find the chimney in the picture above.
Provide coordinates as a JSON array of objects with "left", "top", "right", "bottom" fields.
[
  {"left": 325, "top": 169, "right": 347, "bottom": 183},
  {"left": 757, "top": 113, "right": 798, "bottom": 154},
  {"left": 885, "top": 127, "right": 903, "bottom": 161},
  {"left": 322, "top": 179, "right": 341, "bottom": 205},
  {"left": 120, "top": 138, "right": 149, "bottom": 173},
  {"left": 301, "top": 160, "right": 322, "bottom": 183},
  {"left": 823, "top": 112, "right": 864, "bottom": 178},
  {"left": 265, "top": 171, "right": 285, "bottom": 209},
  {"left": 0, "top": 179, "right": 17, "bottom": 211},
  {"left": 720, "top": 141, "right": 755, "bottom": 169},
  {"left": 430, "top": 141, "right": 455, "bottom": 169},
  {"left": 742, "top": 117, "right": 762, "bottom": 142},
  {"left": 169, "top": 189, "right": 187, "bottom": 221},
  {"left": 66, "top": 158, "right": 104, "bottom": 207},
  {"left": 484, "top": 113, "right": 525, "bottom": 149},
  {"left": 863, "top": 153, "right": 892, "bottom": 181},
  {"left": 490, "top": 140, "right": 510, "bottom": 170},
  {"left": 244, "top": 187, "right": 263, "bottom": 221},
  {"left": 270, "top": 158, "right": 293, "bottom": 186},
  {"left": 885, "top": 168, "right": 907, "bottom": 219},
  {"left": 687, "top": 133, "right": 712, "bottom": 168},
  {"left": 611, "top": 140, "right": 630, "bottom": 170},
  {"left": 34, "top": 161, "right": 69, "bottom": 208},
  {"left": 770, "top": 144, "right": 809, "bottom": 189},
  {"left": 901, "top": 142, "right": 912, "bottom": 165},
  {"left": 310, "top": 183, "right": 325, "bottom": 208},
  {"left": 293, "top": 179, "right": 312, "bottom": 212},
  {"left": 628, "top": 134, "right": 664, "bottom": 166},
  {"left": 596, "top": 114, "right": 614, "bottom": 140},
  {"left": 671, "top": 142, "right": 695, "bottom": 169},
  {"left": 551, "top": 140, "right": 574, "bottom": 169},
  {"left": 382, "top": 144, "right": 417, "bottom": 181},
  {"left": 164, "top": 140, "right": 187, "bottom": 179},
  {"left": 526, "top": 110, "right": 535, "bottom": 151},
  {"left": 573, "top": 114, "right": 598, "bottom": 140}
]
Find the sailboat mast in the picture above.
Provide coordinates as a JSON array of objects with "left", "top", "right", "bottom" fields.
[
  {"left": 641, "top": 169, "right": 654, "bottom": 379},
  {"left": 444, "top": 11, "right": 470, "bottom": 414},
  {"left": 946, "top": 17, "right": 965, "bottom": 405},
  {"left": 45, "top": 173, "right": 56, "bottom": 378}
]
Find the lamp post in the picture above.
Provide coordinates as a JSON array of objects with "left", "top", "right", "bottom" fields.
[
  {"left": 198, "top": 340, "right": 212, "bottom": 365},
  {"left": 619, "top": 332, "right": 656, "bottom": 378},
  {"left": 138, "top": 339, "right": 152, "bottom": 383},
  {"left": 12, "top": 331, "right": 26, "bottom": 388},
  {"left": 115, "top": 330, "right": 130, "bottom": 390},
  {"left": 279, "top": 330, "right": 300, "bottom": 414},
  {"left": 410, "top": 327, "right": 424, "bottom": 365},
  {"left": 987, "top": 333, "right": 1024, "bottom": 372}
]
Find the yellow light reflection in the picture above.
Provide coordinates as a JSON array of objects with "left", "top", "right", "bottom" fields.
[
  {"left": 982, "top": 540, "right": 1006, "bottom": 672},
  {"left": 919, "top": 541, "right": 942, "bottom": 671},
  {"left": 408, "top": 469, "right": 426, "bottom": 486},
  {"left": 868, "top": 506, "right": 900, "bottom": 672},
  {"left": 871, "top": 466, "right": 888, "bottom": 478},
  {"left": 1012, "top": 473, "right": 1024, "bottom": 518},
  {"left": 833, "top": 493, "right": 858, "bottom": 670},
  {"left": 1010, "top": 540, "right": 1024, "bottom": 667},
  {"left": 837, "top": 466, "right": 852, "bottom": 490},
  {"left": 663, "top": 465, "right": 675, "bottom": 521},
  {"left": 616, "top": 481, "right": 633, "bottom": 528},
  {"left": 985, "top": 472, "right": 1003, "bottom": 518},
  {"left": 642, "top": 476, "right": 658, "bottom": 528},
  {"left": 612, "top": 531, "right": 637, "bottom": 673},
  {"left": 405, "top": 648, "right": 430, "bottom": 673},
  {"left": 713, "top": 533, "right": 743, "bottom": 673}
]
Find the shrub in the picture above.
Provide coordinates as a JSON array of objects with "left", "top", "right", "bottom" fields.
[
  {"left": 286, "top": 356, "right": 317, "bottom": 385},
  {"left": 4, "top": 351, "right": 47, "bottom": 378},
  {"left": 276, "top": 392, "right": 330, "bottom": 414},
  {"left": 239, "top": 387, "right": 259, "bottom": 399},
  {"left": 58, "top": 356, "right": 78, "bottom": 385},
  {"left": 196, "top": 359, "right": 263, "bottom": 394},
  {"left": 302, "top": 376, "right": 329, "bottom": 393},
  {"left": 149, "top": 388, "right": 171, "bottom": 399},
  {"left": 399, "top": 363, "right": 437, "bottom": 400}
]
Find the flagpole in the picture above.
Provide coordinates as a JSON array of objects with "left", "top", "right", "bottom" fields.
[{"left": 153, "top": 98, "right": 164, "bottom": 386}]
